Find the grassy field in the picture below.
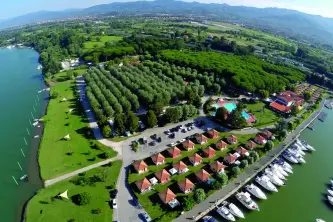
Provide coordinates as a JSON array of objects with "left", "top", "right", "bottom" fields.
[
  {"left": 129, "top": 132, "right": 262, "bottom": 221},
  {"left": 83, "top": 36, "right": 123, "bottom": 50},
  {"left": 246, "top": 102, "right": 280, "bottom": 127},
  {"left": 26, "top": 160, "right": 122, "bottom": 222},
  {"left": 39, "top": 70, "right": 117, "bottom": 180}
]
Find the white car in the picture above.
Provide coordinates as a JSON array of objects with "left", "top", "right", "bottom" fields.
[
  {"left": 169, "top": 142, "right": 176, "bottom": 147},
  {"left": 112, "top": 199, "right": 117, "bottom": 209},
  {"left": 180, "top": 139, "right": 186, "bottom": 143}
]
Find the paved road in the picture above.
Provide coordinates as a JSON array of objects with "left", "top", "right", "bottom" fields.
[
  {"left": 44, "top": 155, "right": 122, "bottom": 187},
  {"left": 76, "top": 77, "right": 123, "bottom": 155},
  {"left": 174, "top": 98, "right": 326, "bottom": 222}
]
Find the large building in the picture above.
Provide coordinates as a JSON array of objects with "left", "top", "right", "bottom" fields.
[{"left": 269, "top": 90, "right": 303, "bottom": 114}]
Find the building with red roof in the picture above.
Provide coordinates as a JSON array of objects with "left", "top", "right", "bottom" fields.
[
  {"left": 246, "top": 140, "right": 257, "bottom": 150},
  {"left": 189, "top": 153, "right": 203, "bottom": 166},
  {"left": 236, "top": 146, "right": 249, "bottom": 157},
  {"left": 159, "top": 188, "right": 176, "bottom": 204},
  {"left": 151, "top": 153, "right": 165, "bottom": 166},
  {"left": 182, "top": 140, "right": 195, "bottom": 151},
  {"left": 155, "top": 169, "right": 171, "bottom": 184},
  {"left": 207, "top": 129, "right": 219, "bottom": 139},
  {"left": 203, "top": 146, "right": 216, "bottom": 158},
  {"left": 178, "top": 178, "right": 195, "bottom": 194},
  {"left": 167, "top": 146, "right": 181, "bottom": 158},
  {"left": 254, "top": 134, "right": 267, "bottom": 145},
  {"left": 195, "top": 169, "right": 211, "bottom": 183},
  {"left": 215, "top": 140, "right": 227, "bottom": 151},
  {"left": 270, "top": 90, "right": 304, "bottom": 113},
  {"left": 172, "top": 161, "right": 189, "bottom": 174},
  {"left": 132, "top": 160, "right": 148, "bottom": 174},
  {"left": 227, "top": 135, "right": 238, "bottom": 144},
  {"left": 224, "top": 153, "right": 238, "bottom": 165},
  {"left": 210, "top": 160, "right": 227, "bottom": 174},
  {"left": 135, "top": 177, "right": 152, "bottom": 193},
  {"left": 260, "top": 130, "right": 273, "bottom": 140},
  {"left": 196, "top": 134, "right": 208, "bottom": 144}
]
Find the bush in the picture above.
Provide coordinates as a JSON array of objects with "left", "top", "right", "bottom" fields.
[
  {"left": 102, "top": 125, "right": 112, "bottom": 138},
  {"left": 71, "top": 177, "right": 89, "bottom": 186},
  {"left": 91, "top": 208, "right": 102, "bottom": 214},
  {"left": 217, "top": 173, "right": 228, "bottom": 186},
  {"left": 231, "top": 166, "right": 241, "bottom": 177},
  {"left": 194, "top": 188, "right": 206, "bottom": 203},
  {"left": 240, "top": 160, "right": 248, "bottom": 169},
  {"left": 100, "top": 152, "right": 110, "bottom": 159},
  {"left": 183, "top": 196, "right": 195, "bottom": 211},
  {"left": 264, "top": 141, "right": 274, "bottom": 151},
  {"left": 73, "top": 192, "right": 91, "bottom": 205},
  {"left": 210, "top": 180, "right": 223, "bottom": 190},
  {"left": 247, "top": 156, "right": 254, "bottom": 164},
  {"left": 51, "top": 91, "right": 59, "bottom": 99}
]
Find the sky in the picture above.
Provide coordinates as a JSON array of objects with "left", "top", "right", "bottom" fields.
[{"left": 2, "top": 0, "right": 333, "bottom": 20}]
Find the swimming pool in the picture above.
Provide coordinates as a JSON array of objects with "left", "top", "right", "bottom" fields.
[{"left": 213, "top": 102, "right": 252, "bottom": 121}]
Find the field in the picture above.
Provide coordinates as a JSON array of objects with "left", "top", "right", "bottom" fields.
[
  {"left": 83, "top": 36, "right": 123, "bottom": 50},
  {"left": 246, "top": 102, "right": 280, "bottom": 127},
  {"left": 39, "top": 70, "right": 117, "bottom": 180},
  {"left": 26, "top": 160, "right": 122, "bottom": 222},
  {"left": 129, "top": 131, "right": 263, "bottom": 221}
]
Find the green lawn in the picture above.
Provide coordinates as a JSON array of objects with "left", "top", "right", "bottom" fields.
[
  {"left": 246, "top": 102, "right": 280, "bottom": 127},
  {"left": 128, "top": 132, "right": 261, "bottom": 221},
  {"left": 26, "top": 160, "right": 122, "bottom": 222},
  {"left": 39, "top": 71, "right": 117, "bottom": 180},
  {"left": 83, "top": 36, "right": 123, "bottom": 50}
]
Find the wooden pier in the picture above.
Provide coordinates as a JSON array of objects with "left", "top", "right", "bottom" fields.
[{"left": 318, "top": 112, "right": 327, "bottom": 122}]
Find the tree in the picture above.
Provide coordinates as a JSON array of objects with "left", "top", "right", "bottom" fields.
[
  {"left": 114, "top": 114, "right": 125, "bottom": 135},
  {"left": 67, "top": 71, "right": 74, "bottom": 80},
  {"left": 231, "top": 166, "right": 241, "bottom": 177},
  {"left": 75, "top": 192, "right": 91, "bottom": 205},
  {"left": 247, "top": 156, "right": 254, "bottom": 164},
  {"left": 91, "top": 208, "right": 102, "bottom": 214},
  {"left": 183, "top": 196, "right": 195, "bottom": 211},
  {"left": 211, "top": 180, "right": 223, "bottom": 190},
  {"left": 101, "top": 125, "right": 112, "bottom": 138},
  {"left": 194, "top": 188, "right": 206, "bottom": 203},
  {"left": 228, "top": 109, "right": 247, "bottom": 129},
  {"left": 249, "top": 151, "right": 260, "bottom": 162},
  {"left": 165, "top": 107, "right": 181, "bottom": 123},
  {"left": 146, "top": 110, "right": 157, "bottom": 128},
  {"left": 51, "top": 91, "right": 59, "bottom": 99},
  {"left": 203, "top": 97, "right": 214, "bottom": 114},
  {"left": 212, "top": 83, "right": 221, "bottom": 95},
  {"left": 279, "top": 129, "right": 288, "bottom": 138},
  {"left": 275, "top": 119, "right": 288, "bottom": 132},
  {"left": 216, "top": 173, "right": 228, "bottom": 186},
  {"left": 304, "top": 92, "right": 311, "bottom": 101},
  {"left": 127, "top": 111, "right": 139, "bottom": 133},
  {"left": 291, "top": 104, "right": 299, "bottom": 116},
  {"left": 215, "top": 107, "right": 228, "bottom": 123},
  {"left": 259, "top": 89, "right": 269, "bottom": 99},
  {"left": 264, "top": 140, "right": 274, "bottom": 151},
  {"left": 240, "top": 160, "right": 248, "bottom": 169}
]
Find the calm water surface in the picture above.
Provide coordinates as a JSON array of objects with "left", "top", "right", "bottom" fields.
[
  {"left": 211, "top": 109, "right": 333, "bottom": 222},
  {"left": 0, "top": 48, "right": 46, "bottom": 222}
]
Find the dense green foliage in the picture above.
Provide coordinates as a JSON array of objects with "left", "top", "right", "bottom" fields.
[{"left": 158, "top": 50, "right": 306, "bottom": 93}]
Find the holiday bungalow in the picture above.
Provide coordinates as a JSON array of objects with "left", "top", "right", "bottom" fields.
[
  {"left": 171, "top": 161, "right": 189, "bottom": 174},
  {"left": 210, "top": 160, "right": 227, "bottom": 174},
  {"left": 135, "top": 177, "right": 152, "bottom": 193},
  {"left": 189, "top": 153, "right": 203, "bottom": 166},
  {"left": 133, "top": 160, "right": 148, "bottom": 174},
  {"left": 155, "top": 169, "right": 171, "bottom": 184},
  {"left": 215, "top": 140, "right": 227, "bottom": 151},
  {"left": 260, "top": 130, "right": 274, "bottom": 140},
  {"left": 182, "top": 140, "right": 195, "bottom": 151},
  {"left": 159, "top": 188, "right": 179, "bottom": 208},
  {"left": 151, "top": 153, "right": 165, "bottom": 166},
  {"left": 224, "top": 153, "right": 238, "bottom": 165},
  {"left": 203, "top": 146, "right": 216, "bottom": 158},
  {"left": 195, "top": 169, "right": 211, "bottom": 183},
  {"left": 270, "top": 90, "right": 304, "bottom": 114},
  {"left": 246, "top": 140, "right": 257, "bottom": 150},
  {"left": 167, "top": 146, "right": 181, "bottom": 159},
  {"left": 196, "top": 134, "right": 208, "bottom": 144},
  {"left": 207, "top": 129, "right": 219, "bottom": 139},
  {"left": 178, "top": 178, "right": 195, "bottom": 194},
  {"left": 254, "top": 134, "right": 267, "bottom": 145},
  {"left": 236, "top": 146, "right": 249, "bottom": 158},
  {"left": 227, "top": 135, "right": 238, "bottom": 144}
]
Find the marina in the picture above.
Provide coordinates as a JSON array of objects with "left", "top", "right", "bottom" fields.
[{"left": 318, "top": 112, "right": 327, "bottom": 122}]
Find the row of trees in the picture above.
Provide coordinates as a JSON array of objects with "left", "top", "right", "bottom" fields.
[
  {"left": 158, "top": 50, "right": 306, "bottom": 93},
  {"left": 164, "top": 105, "right": 199, "bottom": 124},
  {"left": 210, "top": 36, "right": 255, "bottom": 55}
]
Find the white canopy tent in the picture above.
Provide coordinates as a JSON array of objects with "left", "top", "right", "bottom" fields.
[
  {"left": 59, "top": 190, "right": 69, "bottom": 199},
  {"left": 63, "top": 134, "right": 70, "bottom": 140}
]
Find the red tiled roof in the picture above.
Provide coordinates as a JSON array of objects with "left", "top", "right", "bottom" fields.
[
  {"left": 270, "top": 101, "right": 291, "bottom": 112},
  {"left": 167, "top": 146, "right": 181, "bottom": 158},
  {"left": 225, "top": 153, "right": 237, "bottom": 163},
  {"left": 196, "top": 134, "right": 208, "bottom": 142},
  {"left": 178, "top": 178, "right": 194, "bottom": 191},
  {"left": 195, "top": 169, "right": 210, "bottom": 182},
  {"left": 189, "top": 153, "right": 203, "bottom": 163},
  {"left": 173, "top": 161, "right": 188, "bottom": 172},
  {"left": 133, "top": 160, "right": 148, "bottom": 171},
  {"left": 207, "top": 129, "right": 219, "bottom": 138},
  {"left": 155, "top": 169, "right": 171, "bottom": 183},
  {"left": 151, "top": 153, "right": 165, "bottom": 164},
  {"left": 246, "top": 140, "right": 257, "bottom": 149},
  {"left": 210, "top": 160, "right": 227, "bottom": 172},
  {"left": 135, "top": 177, "right": 151, "bottom": 191},
  {"left": 182, "top": 140, "right": 195, "bottom": 150},
  {"left": 228, "top": 135, "right": 238, "bottom": 142},
  {"left": 260, "top": 131, "right": 272, "bottom": 139},
  {"left": 159, "top": 188, "right": 176, "bottom": 204},
  {"left": 278, "top": 95, "right": 294, "bottom": 103},
  {"left": 203, "top": 147, "right": 216, "bottom": 158},
  {"left": 255, "top": 134, "right": 266, "bottom": 142},
  {"left": 216, "top": 140, "right": 227, "bottom": 150},
  {"left": 236, "top": 146, "right": 249, "bottom": 156}
]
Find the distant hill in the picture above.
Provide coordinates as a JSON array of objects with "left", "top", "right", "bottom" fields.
[{"left": 1, "top": 0, "right": 333, "bottom": 44}]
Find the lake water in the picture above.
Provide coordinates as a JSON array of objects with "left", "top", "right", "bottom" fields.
[
  {"left": 0, "top": 48, "right": 47, "bottom": 222},
  {"left": 211, "top": 108, "right": 333, "bottom": 222}
]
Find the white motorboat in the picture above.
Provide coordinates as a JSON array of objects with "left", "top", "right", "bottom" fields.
[
  {"left": 216, "top": 206, "right": 236, "bottom": 221},
  {"left": 316, "top": 219, "right": 326, "bottom": 222},
  {"left": 330, "top": 180, "right": 333, "bottom": 186},
  {"left": 203, "top": 215, "right": 217, "bottom": 222},
  {"left": 268, "top": 165, "right": 286, "bottom": 180},
  {"left": 300, "top": 139, "right": 315, "bottom": 151},
  {"left": 225, "top": 202, "right": 245, "bottom": 219},
  {"left": 281, "top": 163, "right": 293, "bottom": 174},
  {"left": 282, "top": 151, "right": 298, "bottom": 164},
  {"left": 294, "top": 141, "right": 308, "bottom": 151},
  {"left": 288, "top": 149, "right": 306, "bottom": 163},
  {"left": 255, "top": 175, "right": 278, "bottom": 192},
  {"left": 328, "top": 189, "right": 333, "bottom": 196},
  {"left": 290, "top": 145, "right": 306, "bottom": 156},
  {"left": 328, "top": 195, "right": 333, "bottom": 206},
  {"left": 274, "top": 159, "right": 293, "bottom": 174},
  {"left": 235, "top": 192, "right": 259, "bottom": 211},
  {"left": 263, "top": 171, "right": 285, "bottom": 187},
  {"left": 246, "top": 184, "right": 267, "bottom": 200},
  {"left": 272, "top": 164, "right": 289, "bottom": 177}
]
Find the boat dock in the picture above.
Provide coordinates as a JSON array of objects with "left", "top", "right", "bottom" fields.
[
  {"left": 324, "top": 101, "right": 332, "bottom": 109},
  {"left": 307, "top": 122, "right": 315, "bottom": 130},
  {"left": 318, "top": 112, "right": 327, "bottom": 122}
]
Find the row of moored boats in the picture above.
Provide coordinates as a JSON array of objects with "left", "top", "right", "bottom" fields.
[{"left": 203, "top": 139, "right": 315, "bottom": 222}]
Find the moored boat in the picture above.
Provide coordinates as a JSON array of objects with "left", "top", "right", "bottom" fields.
[
  {"left": 282, "top": 151, "right": 298, "bottom": 164},
  {"left": 290, "top": 145, "right": 306, "bottom": 156},
  {"left": 272, "top": 163, "right": 289, "bottom": 177},
  {"left": 268, "top": 165, "right": 286, "bottom": 180},
  {"left": 327, "top": 195, "right": 333, "bottom": 206},
  {"left": 255, "top": 175, "right": 278, "bottom": 192},
  {"left": 245, "top": 184, "right": 267, "bottom": 200},
  {"left": 235, "top": 192, "right": 260, "bottom": 211},
  {"left": 203, "top": 215, "right": 217, "bottom": 222},
  {"left": 224, "top": 201, "right": 245, "bottom": 219},
  {"left": 327, "top": 189, "right": 333, "bottom": 196},
  {"left": 316, "top": 219, "right": 326, "bottom": 222},
  {"left": 216, "top": 206, "right": 236, "bottom": 221},
  {"left": 300, "top": 139, "right": 315, "bottom": 151},
  {"left": 263, "top": 170, "right": 285, "bottom": 187}
]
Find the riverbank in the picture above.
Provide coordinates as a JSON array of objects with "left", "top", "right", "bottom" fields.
[{"left": 175, "top": 97, "right": 326, "bottom": 221}]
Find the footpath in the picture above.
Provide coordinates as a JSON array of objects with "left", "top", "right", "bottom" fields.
[{"left": 174, "top": 98, "right": 326, "bottom": 222}]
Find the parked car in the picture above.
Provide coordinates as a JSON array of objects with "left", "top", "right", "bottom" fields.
[
  {"left": 182, "top": 128, "right": 187, "bottom": 133},
  {"left": 112, "top": 199, "right": 117, "bottom": 209},
  {"left": 180, "top": 139, "right": 186, "bottom": 143},
  {"left": 157, "top": 137, "right": 162, "bottom": 143},
  {"left": 164, "top": 130, "right": 170, "bottom": 135},
  {"left": 187, "top": 127, "right": 192, "bottom": 131},
  {"left": 110, "top": 189, "right": 118, "bottom": 199},
  {"left": 125, "top": 131, "right": 131, "bottom": 137},
  {"left": 138, "top": 120, "right": 145, "bottom": 129},
  {"left": 149, "top": 141, "right": 156, "bottom": 146},
  {"left": 142, "top": 212, "right": 152, "bottom": 222},
  {"left": 169, "top": 142, "right": 176, "bottom": 147},
  {"left": 169, "top": 133, "right": 175, "bottom": 139},
  {"left": 151, "top": 134, "right": 157, "bottom": 140},
  {"left": 143, "top": 137, "right": 147, "bottom": 144}
]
